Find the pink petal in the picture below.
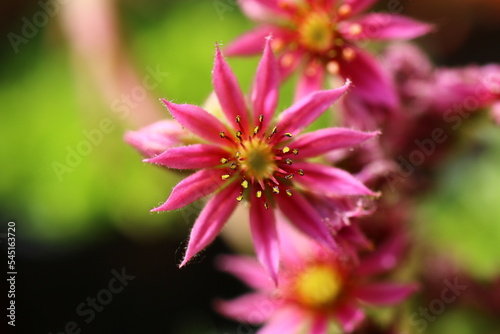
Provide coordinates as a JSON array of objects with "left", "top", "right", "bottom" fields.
[
  {"left": 214, "top": 45, "right": 251, "bottom": 132},
  {"left": 144, "top": 144, "right": 227, "bottom": 169},
  {"left": 252, "top": 36, "right": 279, "bottom": 131},
  {"left": 340, "top": 14, "right": 434, "bottom": 41},
  {"left": 354, "top": 282, "right": 419, "bottom": 306},
  {"left": 151, "top": 168, "right": 224, "bottom": 212},
  {"left": 277, "top": 49, "right": 304, "bottom": 80},
  {"left": 292, "top": 128, "right": 379, "bottom": 159},
  {"left": 342, "top": 0, "right": 377, "bottom": 17},
  {"left": 215, "top": 293, "right": 276, "bottom": 324},
  {"left": 357, "top": 232, "right": 408, "bottom": 276},
  {"left": 309, "top": 315, "right": 328, "bottom": 334},
  {"left": 277, "top": 216, "right": 316, "bottom": 267},
  {"left": 295, "top": 61, "right": 324, "bottom": 101},
  {"left": 334, "top": 303, "right": 365, "bottom": 333},
  {"left": 492, "top": 102, "right": 500, "bottom": 126},
  {"left": 250, "top": 196, "right": 280, "bottom": 284},
  {"left": 238, "top": 0, "right": 292, "bottom": 22},
  {"left": 276, "top": 80, "right": 350, "bottom": 136},
  {"left": 161, "top": 99, "right": 231, "bottom": 145},
  {"left": 216, "top": 255, "right": 275, "bottom": 290},
  {"left": 293, "top": 162, "right": 377, "bottom": 196},
  {"left": 275, "top": 191, "right": 335, "bottom": 247},
  {"left": 180, "top": 182, "right": 240, "bottom": 267},
  {"left": 339, "top": 48, "right": 398, "bottom": 111},
  {"left": 257, "top": 307, "right": 305, "bottom": 334},
  {"left": 226, "top": 26, "right": 291, "bottom": 56},
  {"left": 124, "top": 120, "right": 185, "bottom": 158}
]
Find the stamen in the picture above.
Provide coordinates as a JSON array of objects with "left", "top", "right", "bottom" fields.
[
  {"left": 236, "top": 131, "right": 242, "bottom": 139},
  {"left": 272, "top": 186, "right": 280, "bottom": 194},
  {"left": 258, "top": 115, "right": 264, "bottom": 124},
  {"left": 235, "top": 151, "right": 241, "bottom": 159},
  {"left": 236, "top": 194, "right": 244, "bottom": 202},
  {"left": 298, "top": 169, "right": 305, "bottom": 176},
  {"left": 338, "top": 4, "right": 351, "bottom": 17},
  {"left": 285, "top": 174, "right": 294, "bottom": 180},
  {"left": 342, "top": 47, "right": 356, "bottom": 61},
  {"left": 284, "top": 133, "right": 293, "bottom": 138},
  {"left": 268, "top": 126, "right": 278, "bottom": 139},
  {"left": 219, "top": 131, "right": 226, "bottom": 138},
  {"left": 293, "top": 149, "right": 299, "bottom": 155},
  {"left": 285, "top": 159, "right": 293, "bottom": 165},
  {"left": 282, "top": 146, "right": 291, "bottom": 154},
  {"left": 222, "top": 174, "right": 231, "bottom": 180},
  {"left": 220, "top": 158, "right": 228, "bottom": 164},
  {"left": 254, "top": 126, "right": 260, "bottom": 134},
  {"left": 230, "top": 162, "right": 238, "bottom": 170},
  {"left": 286, "top": 189, "right": 293, "bottom": 197},
  {"left": 327, "top": 61, "right": 339, "bottom": 75},
  {"left": 264, "top": 202, "right": 269, "bottom": 209},
  {"left": 236, "top": 115, "right": 241, "bottom": 123},
  {"left": 241, "top": 180, "right": 249, "bottom": 189},
  {"left": 256, "top": 190, "right": 262, "bottom": 198}
]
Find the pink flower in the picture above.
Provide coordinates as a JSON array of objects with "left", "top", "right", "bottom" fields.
[
  {"left": 138, "top": 38, "right": 378, "bottom": 281},
  {"left": 215, "top": 220, "right": 418, "bottom": 333},
  {"left": 226, "top": 0, "right": 433, "bottom": 106}
]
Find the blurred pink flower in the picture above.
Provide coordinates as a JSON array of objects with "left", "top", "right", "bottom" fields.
[
  {"left": 216, "top": 220, "right": 418, "bottom": 333},
  {"left": 135, "top": 38, "right": 378, "bottom": 281},
  {"left": 227, "top": 0, "right": 433, "bottom": 107}
]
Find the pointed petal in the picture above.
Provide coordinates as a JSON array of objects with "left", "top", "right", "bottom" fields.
[
  {"left": 357, "top": 232, "right": 408, "bottom": 276},
  {"left": 334, "top": 303, "right": 365, "bottom": 333},
  {"left": 152, "top": 168, "right": 224, "bottom": 212},
  {"left": 309, "top": 315, "right": 328, "bottom": 334},
  {"left": 277, "top": 49, "right": 304, "bottom": 80},
  {"left": 354, "top": 282, "right": 419, "bottom": 306},
  {"left": 340, "top": 14, "right": 434, "bottom": 41},
  {"left": 252, "top": 37, "right": 279, "bottom": 131},
  {"left": 295, "top": 61, "right": 324, "bottom": 101},
  {"left": 276, "top": 80, "right": 350, "bottom": 136},
  {"left": 492, "top": 102, "right": 500, "bottom": 126},
  {"left": 161, "top": 99, "right": 231, "bottom": 145},
  {"left": 250, "top": 195, "right": 280, "bottom": 284},
  {"left": 215, "top": 293, "right": 275, "bottom": 324},
  {"left": 257, "top": 307, "right": 305, "bottom": 334},
  {"left": 238, "top": 0, "right": 292, "bottom": 22},
  {"left": 226, "top": 26, "right": 291, "bottom": 56},
  {"left": 214, "top": 45, "right": 250, "bottom": 132},
  {"left": 180, "top": 182, "right": 240, "bottom": 267},
  {"left": 292, "top": 128, "right": 379, "bottom": 158},
  {"left": 124, "top": 120, "right": 185, "bottom": 158},
  {"left": 342, "top": 0, "right": 377, "bottom": 17},
  {"left": 144, "top": 144, "right": 227, "bottom": 169},
  {"left": 275, "top": 191, "right": 335, "bottom": 247},
  {"left": 339, "top": 49, "right": 398, "bottom": 110},
  {"left": 293, "top": 162, "right": 377, "bottom": 196},
  {"left": 216, "top": 255, "right": 275, "bottom": 290}
]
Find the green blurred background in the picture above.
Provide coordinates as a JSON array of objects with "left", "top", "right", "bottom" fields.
[{"left": 1, "top": 0, "right": 500, "bottom": 333}]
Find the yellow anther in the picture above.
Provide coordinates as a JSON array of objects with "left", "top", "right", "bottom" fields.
[
  {"left": 286, "top": 189, "right": 293, "bottom": 197},
  {"left": 220, "top": 158, "right": 228, "bottom": 164},
  {"left": 272, "top": 186, "right": 280, "bottom": 194},
  {"left": 298, "top": 169, "right": 305, "bottom": 176},
  {"left": 282, "top": 146, "right": 291, "bottom": 154},
  {"left": 256, "top": 190, "right": 262, "bottom": 198},
  {"left": 222, "top": 174, "right": 231, "bottom": 180},
  {"left": 236, "top": 195, "right": 244, "bottom": 202},
  {"left": 241, "top": 180, "right": 249, "bottom": 189}
]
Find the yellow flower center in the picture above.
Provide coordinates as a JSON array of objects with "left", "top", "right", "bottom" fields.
[
  {"left": 239, "top": 138, "right": 276, "bottom": 181},
  {"left": 294, "top": 264, "right": 342, "bottom": 308},
  {"left": 298, "top": 12, "right": 334, "bottom": 53}
]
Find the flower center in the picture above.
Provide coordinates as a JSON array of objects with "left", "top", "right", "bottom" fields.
[
  {"left": 239, "top": 138, "right": 276, "bottom": 181},
  {"left": 294, "top": 264, "right": 342, "bottom": 308},
  {"left": 297, "top": 12, "right": 334, "bottom": 53}
]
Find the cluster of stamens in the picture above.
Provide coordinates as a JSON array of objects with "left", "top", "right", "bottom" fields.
[{"left": 219, "top": 115, "right": 305, "bottom": 208}]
